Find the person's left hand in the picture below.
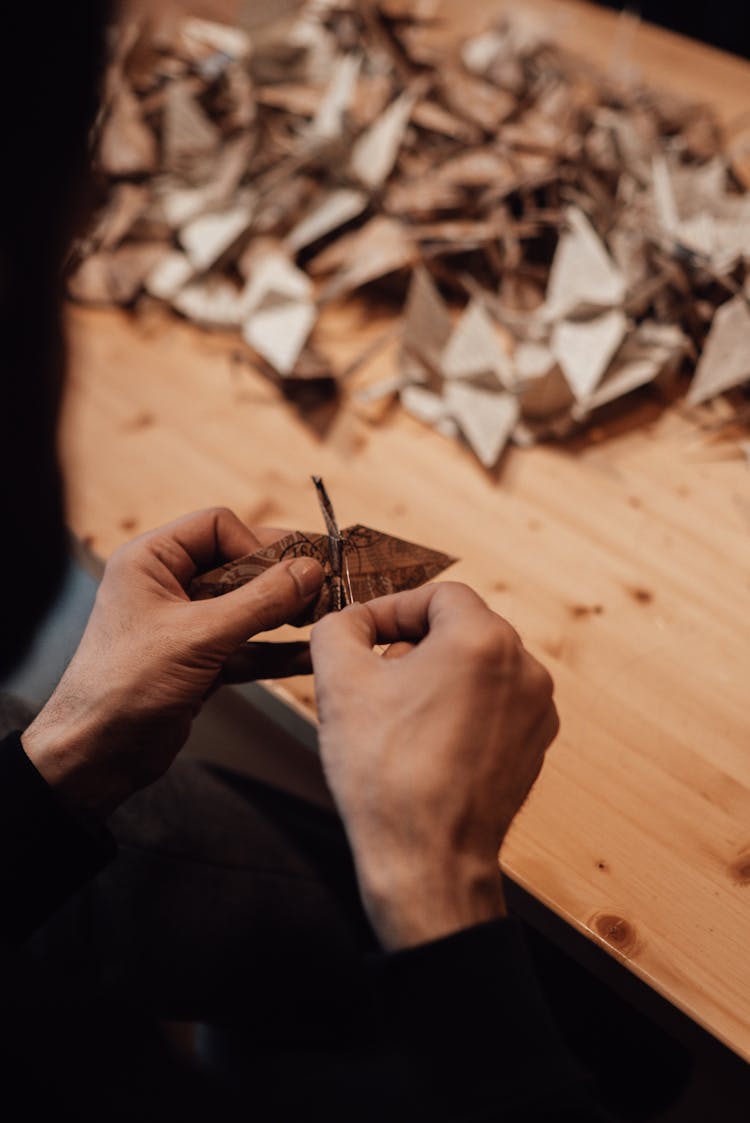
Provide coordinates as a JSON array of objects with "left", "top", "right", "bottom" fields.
[{"left": 22, "top": 508, "right": 324, "bottom": 819}]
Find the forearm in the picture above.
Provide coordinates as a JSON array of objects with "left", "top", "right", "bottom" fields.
[
  {"left": 369, "top": 916, "right": 610, "bottom": 1122},
  {"left": 353, "top": 845, "right": 507, "bottom": 951},
  {"left": 0, "top": 731, "right": 116, "bottom": 942}
]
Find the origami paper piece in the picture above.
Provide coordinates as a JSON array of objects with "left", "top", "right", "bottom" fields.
[
  {"left": 312, "top": 52, "right": 361, "bottom": 139},
  {"left": 162, "top": 80, "right": 222, "bottom": 171},
  {"left": 73, "top": 4, "right": 750, "bottom": 452},
  {"left": 573, "top": 321, "right": 687, "bottom": 417},
  {"left": 182, "top": 16, "right": 251, "bottom": 60},
  {"left": 68, "top": 243, "right": 165, "bottom": 305},
  {"left": 190, "top": 477, "right": 456, "bottom": 623},
  {"left": 444, "top": 382, "right": 519, "bottom": 468},
  {"left": 180, "top": 196, "right": 255, "bottom": 271},
  {"left": 401, "top": 266, "right": 453, "bottom": 371},
  {"left": 173, "top": 277, "right": 245, "bottom": 328},
  {"left": 145, "top": 251, "right": 194, "bottom": 301},
  {"left": 401, "top": 383, "right": 454, "bottom": 429},
  {"left": 98, "top": 84, "right": 157, "bottom": 177},
  {"left": 285, "top": 188, "right": 368, "bottom": 253},
  {"left": 441, "top": 300, "right": 513, "bottom": 388},
  {"left": 350, "top": 88, "right": 417, "bottom": 189},
  {"left": 239, "top": 0, "right": 306, "bottom": 35},
  {"left": 241, "top": 251, "right": 316, "bottom": 374},
  {"left": 543, "top": 208, "right": 627, "bottom": 321},
  {"left": 515, "top": 346, "right": 573, "bottom": 420},
  {"left": 552, "top": 309, "right": 628, "bottom": 402},
  {"left": 687, "top": 297, "right": 750, "bottom": 405},
  {"left": 92, "top": 183, "right": 151, "bottom": 251},
  {"left": 313, "top": 216, "right": 416, "bottom": 301}
]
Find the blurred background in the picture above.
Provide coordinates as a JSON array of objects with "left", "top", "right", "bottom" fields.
[{"left": 140, "top": 0, "right": 750, "bottom": 57}]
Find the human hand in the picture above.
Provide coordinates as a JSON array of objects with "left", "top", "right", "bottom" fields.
[
  {"left": 22, "top": 508, "right": 324, "bottom": 818},
  {"left": 310, "top": 583, "right": 558, "bottom": 950}
]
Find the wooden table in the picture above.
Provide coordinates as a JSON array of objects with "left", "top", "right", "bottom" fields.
[{"left": 62, "top": 0, "right": 750, "bottom": 1062}]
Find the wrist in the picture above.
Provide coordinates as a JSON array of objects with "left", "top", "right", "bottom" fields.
[
  {"left": 21, "top": 704, "right": 123, "bottom": 820},
  {"left": 357, "top": 854, "right": 507, "bottom": 951}
]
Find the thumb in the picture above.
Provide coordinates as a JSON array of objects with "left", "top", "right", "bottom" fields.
[
  {"left": 309, "top": 602, "right": 380, "bottom": 685},
  {"left": 196, "top": 557, "right": 325, "bottom": 647}
]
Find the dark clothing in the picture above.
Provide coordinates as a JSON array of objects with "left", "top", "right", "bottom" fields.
[
  {"left": 0, "top": 731, "right": 115, "bottom": 942},
  {"left": 1, "top": 731, "right": 607, "bottom": 1121}
]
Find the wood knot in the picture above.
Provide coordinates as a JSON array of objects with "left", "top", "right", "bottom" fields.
[
  {"left": 591, "top": 913, "right": 639, "bottom": 957},
  {"left": 730, "top": 852, "right": 750, "bottom": 886},
  {"left": 124, "top": 411, "right": 155, "bottom": 431},
  {"left": 541, "top": 638, "right": 564, "bottom": 659},
  {"left": 569, "top": 603, "right": 604, "bottom": 619},
  {"left": 626, "top": 585, "right": 653, "bottom": 604}
]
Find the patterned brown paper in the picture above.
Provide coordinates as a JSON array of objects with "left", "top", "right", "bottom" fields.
[{"left": 190, "top": 523, "right": 457, "bottom": 623}]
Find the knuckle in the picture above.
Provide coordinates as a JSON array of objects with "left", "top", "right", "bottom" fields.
[
  {"left": 188, "top": 505, "right": 240, "bottom": 536},
  {"left": 437, "top": 580, "right": 468, "bottom": 597},
  {"left": 524, "top": 657, "right": 555, "bottom": 702},
  {"left": 463, "top": 618, "right": 518, "bottom": 663},
  {"left": 311, "top": 603, "right": 356, "bottom": 645},
  {"left": 105, "top": 541, "right": 130, "bottom": 570},
  {"left": 309, "top": 615, "right": 332, "bottom": 647},
  {"left": 437, "top": 580, "right": 483, "bottom": 606},
  {"left": 102, "top": 541, "right": 137, "bottom": 582},
  {"left": 148, "top": 533, "right": 185, "bottom": 573}
]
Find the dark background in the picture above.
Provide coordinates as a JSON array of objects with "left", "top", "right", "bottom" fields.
[{"left": 596, "top": 2, "right": 749, "bottom": 58}]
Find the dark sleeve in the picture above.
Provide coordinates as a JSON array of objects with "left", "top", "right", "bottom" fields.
[
  {"left": 369, "top": 916, "right": 611, "bottom": 1122},
  {"left": 0, "top": 731, "right": 116, "bottom": 943}
]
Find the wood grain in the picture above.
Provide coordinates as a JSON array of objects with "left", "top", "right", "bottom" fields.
[{"left": 62, "top": 0, "right": 750, "bottom": 1060}]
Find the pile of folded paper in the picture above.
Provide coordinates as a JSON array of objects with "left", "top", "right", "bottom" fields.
[{"left": 68, "top": 0, "right": 750, "bottom": 467}]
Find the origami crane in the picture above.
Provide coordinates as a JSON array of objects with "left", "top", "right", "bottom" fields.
[{"left": 190, "top": 477, "right": 457, "bottom": 623}]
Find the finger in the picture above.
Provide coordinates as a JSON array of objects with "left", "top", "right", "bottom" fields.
[
  {"left": 364, "top": 582, "right": 492, "bottom": 645},
  {"left": 194, "top": 556, "right": 324, "bottom": 648},
  {"left": 537, "top": 703, "right": 560, "bottom": 752},
  {"left": 521, "top": 704, "right": 561, "bottom": 787},
  {"left": 310, "top": 583, "right": 490, "bottom": 682},
  {"left": 220, "top": 641, "right": 312, "bottom": 682},
  {"left": 381, "top": 641, "right": 416, "bottom": 660},
  {"left": 121, "top": 508, "right": 267, "bottom": 588},
  {"left": 309, "top": 601, "right": 380, "bottom": 683}
]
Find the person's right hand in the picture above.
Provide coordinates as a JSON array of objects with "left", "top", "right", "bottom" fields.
[{"left": 310, "top": 583, "right": 558, "bottom": 951}]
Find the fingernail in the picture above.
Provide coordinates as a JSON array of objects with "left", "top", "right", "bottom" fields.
[{"left": 288, "top": 557, "right": 324, "bottom": 597}]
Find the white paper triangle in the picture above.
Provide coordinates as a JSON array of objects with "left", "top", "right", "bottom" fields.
[
  {"left": 180, "top": 198, "right": 254, "bottom": 271},
  {"left": 687, "top": 296, "right": 750, "bottom": 405},
  {"left": 285, "top": 189, "right": 368, "bottom": 253},
  {"left": 402, "top": 266, "right": 453, "bottom": 368},
  {"left": 350, "top": 90, "right": 416, "bottom": 189},
  {"left": 312, "top": 53, "right": 361, "bottom": 139},
  {"left": 444, "top": 383, "right": 520, "bottom": 467},
  {"left": 543, "top": 208, "right": 626, "bottom": 320},
  {"left": 441, "top": 300, "right": 512, "bottom": 386},
  {"left": 552, "top": 309, "right": 627, "bottom": 401},
  {"left": 243, "top": 300, "right": 317, "bottom": 375}
]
